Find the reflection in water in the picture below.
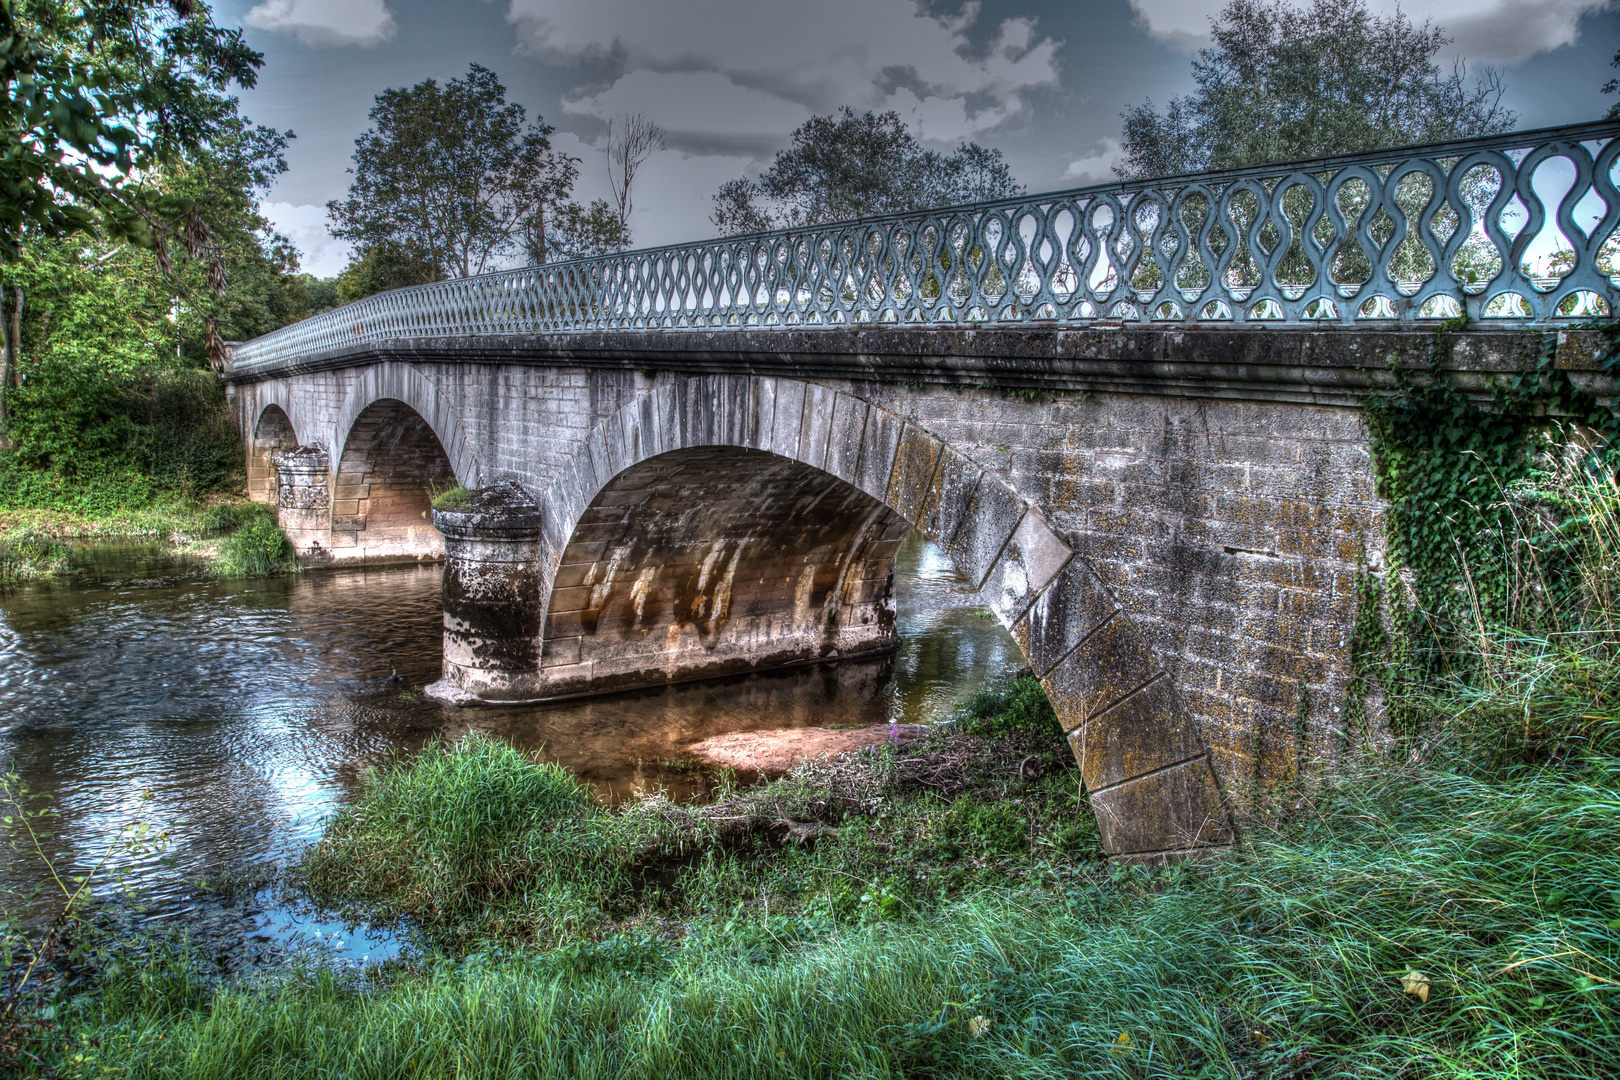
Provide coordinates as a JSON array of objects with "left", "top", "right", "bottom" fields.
[{"left": 0, "top": 532, "right": 1022, "bottom": 925}]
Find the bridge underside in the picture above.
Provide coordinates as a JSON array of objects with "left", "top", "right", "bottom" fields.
[{"left": 539, "top": 447, "right": 909, "bottom": 698}]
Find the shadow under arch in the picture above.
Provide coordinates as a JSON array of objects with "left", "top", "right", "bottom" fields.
[
  {"left": 537, "top": 374, "right": 1231, "bottom": 858},
  {"left": 330, "top": 362, "right": 480, "bottom": 490},
  {"left": 331, "top": 397, "right": 458, "bottom": 561},
  {"left": 248, "top": 403, "right": 297, "bottom": 505}
]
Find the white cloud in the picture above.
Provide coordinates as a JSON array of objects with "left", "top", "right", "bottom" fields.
[
  {"left": 509, "top": 0, "right": 1060, "bottom": 147},
  {"left": 563, "top": 71, "right": 814, "bottom": 142},
  {"left": 1064, "top": 137, "right": 1123, "bottom": 184},
  {"left": 246, "top": 0, "right": 397, "bottom": 48},
  {"left": 262, "top": 202, "right": 352, "bottom": 278},
  {"left": 1128, "top": 0, "right": 1614, "bottom": 64}
]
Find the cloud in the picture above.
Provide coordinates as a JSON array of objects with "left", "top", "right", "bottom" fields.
[
  {"left": 1064, "top": 137, "right": 1123, "bottom": 184},
  {"left": 508, "top": 0, "right": 1060, "bottom": 147},
  {"left": 1127, "top": 0, "right": 1613, "bottom": 64},
  {"left": 245, "top": 0, "right": 397, "bottom": 48},
  {"left": 262, "top": 203, "right": 352, "bottom": 278}
]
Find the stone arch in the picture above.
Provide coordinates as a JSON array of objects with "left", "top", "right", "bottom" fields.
[
  {"left": 331, "top": 398, "right": 459, "bottom": 561},
  {"left": 538, "top": 374, "right": 1232, "bottom": 858},
  {"left": 248, "top": 403, "right": 297, "bottom": 505},
  {"left": 331, "top": 362, "right": 480, "bottom": 489}
]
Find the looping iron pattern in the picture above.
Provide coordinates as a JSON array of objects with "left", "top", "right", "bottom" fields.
[{"left": 233, "top": 122, "right": 1620, "bottom": 372}]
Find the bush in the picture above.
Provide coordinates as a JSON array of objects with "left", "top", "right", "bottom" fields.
[{"left": 0, "top": 364, "right": 241, "bottom": 515}]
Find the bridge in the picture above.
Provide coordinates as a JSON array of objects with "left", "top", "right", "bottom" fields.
[{"left": 225, "top": 121, "right": 1619, "bottom": 859}]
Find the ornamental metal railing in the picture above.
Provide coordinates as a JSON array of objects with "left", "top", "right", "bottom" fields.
[{"left": 231, "top": 120, "right": 1620, "bottom": 373}]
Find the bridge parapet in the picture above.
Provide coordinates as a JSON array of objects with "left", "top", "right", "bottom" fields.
[{"left": 231, "top": 122, "right": 1618, "bottom": 375}]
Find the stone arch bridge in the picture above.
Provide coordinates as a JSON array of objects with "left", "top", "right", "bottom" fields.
[{"left": 224, "top": 122, "right": 1618, "bottom": 859}]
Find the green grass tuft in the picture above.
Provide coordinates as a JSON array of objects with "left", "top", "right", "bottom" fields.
[
  {"left": 209, "top": 504, "right": 299, "bottom": 577},
  {"left": 430, "top": 486, "right": 476, "bottom": 511},
  {"left": 0, "top": 533, "right": 72, "bottom": 582}
]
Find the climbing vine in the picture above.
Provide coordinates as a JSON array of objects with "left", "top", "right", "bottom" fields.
[{"left": 1365, "top": 319, "right": 1620, "bottom": 675}]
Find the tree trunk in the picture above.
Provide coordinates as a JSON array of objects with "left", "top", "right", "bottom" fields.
[{"left": 0, "top": 282, "right": 10, "bottom": 430}]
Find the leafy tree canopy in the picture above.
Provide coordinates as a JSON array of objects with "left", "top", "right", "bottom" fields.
[
  {"left": 711, "top": 108, "right": 1024, "bottom": 235},
  {"left": 0, "top": 0, "right": 262, "bottom": 259},
  {"left": 1117, "top": 0, "right": 1517, "bottom": 179},
  {"left": 327, "top": 63, "right": 622, "bottom": 297}
]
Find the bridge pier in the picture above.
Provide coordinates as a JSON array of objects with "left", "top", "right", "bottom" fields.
[
  {"left": 273, "top": 446, "right": 333, "bottom": 559},
  {"left": 425, "top": 483, "right": 546, "bottom": 704}
]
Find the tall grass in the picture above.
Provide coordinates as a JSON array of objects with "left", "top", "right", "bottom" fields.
[
  {"left": 0, "top": 534, "right": 70, "bottom": 582},
  {"left": 208, "top": 503, "right": 299, "bottom": 577}
]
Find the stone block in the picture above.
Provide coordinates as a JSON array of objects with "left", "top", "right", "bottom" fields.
[
  {"left": 945, "top": 473, "right": 1024, "bottom": 590},
  {"left": 770, "top": 379, "right": 808, "bottom": 460},
  {"left": 885, "top": 423, "right": 943, "bottom": 525},
  {"left": 1012, "top": 559, "right": 1119, "bottom": 676},
  {"left": 981, "top": 509, "right": 1073, "bottom": 626},
  {"left": 921, "top": 447, "right": 981, "bottom": 551},
  {"left": 798, "top": 384, "right": 837, "bottom": 471},
  {"left": 1088, "top": 756, "right": 1231, "bottom": 854},
  {"left": 1040, "top": 610, "right": 1160, "bottom": 723},
  {"left": 824, "top": 394, "right": 869, "bottom": 484},
  {"left": 855, "top": 407, "right": 903, "bottom": 506},
  {"left": 1065, "top": 677, "right": 1206, "bottom": 792}
]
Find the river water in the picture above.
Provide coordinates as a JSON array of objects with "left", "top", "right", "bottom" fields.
[{"left": 0, "top": 533, "right": 1021, "bottom": 953}]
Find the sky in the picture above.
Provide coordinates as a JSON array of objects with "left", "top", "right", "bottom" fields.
[{"left": 211, "top": 0, "right": 1620, "bottom": 278}]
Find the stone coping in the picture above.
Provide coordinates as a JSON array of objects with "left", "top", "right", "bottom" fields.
[{"left": 225, "top": 326, "right": 1614, "bottom": 408}]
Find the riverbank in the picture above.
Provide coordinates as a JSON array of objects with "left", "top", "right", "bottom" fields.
[
  {"left": 7, "top": 648, "right": 1617, "bottom": 1079},
  {"left": 0, "top": 497, "right": 297, "bottom": 581}
]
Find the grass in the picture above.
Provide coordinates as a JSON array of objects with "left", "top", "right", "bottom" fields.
[
  {"left": 0, "top": 534, "right": 72, "bottom": 583},
  {"left": 206, "top": 503, "right": 299, "bottom": 578},
  {"left": 430, "top": 486, "right": 476, "bottom": 511},
  {"left": 40, "top": 729, "right": 1620, "bottom": 1079}
]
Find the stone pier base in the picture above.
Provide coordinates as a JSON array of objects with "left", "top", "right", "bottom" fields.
[
  {"left": 424, "top": 483, "right": 546, "bottom": 703},
  {"left": 274, "top": 446, "right": 333, "bottom": 558}
]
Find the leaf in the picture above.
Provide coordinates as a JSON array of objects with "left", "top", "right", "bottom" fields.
[{"left": 1401, "top": 970, "right": 1431, "bottom": 1003}]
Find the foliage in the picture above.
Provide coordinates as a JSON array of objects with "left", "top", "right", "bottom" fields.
[
  {"left": 209, "top": 502, "right": 296, "bottom": 577},
  {"left": 1118, "top": 0, "right": 1516, "bottom": 178},
  {"left": 0, "top": 0, "right": 261, "bottom": 261},
  {"left": 1605, "top": 48, "right": 1620, "bottom": 121},
  {"left": 1, "top": 770, "right": 168, "bottom": 1073},
  {"left": 712, "top": 108, "right": 1024, "bottom": 234},
  {"left": 0, "top": 533, "right": 68, "bottom": 581},
  {"left": 38, "top": 671, "right": 1620, "bottom": 1078},
  {"left": 949, "top": 673, "right": 1065, "bottom": 744},
  {"left": 1365, "top": 326, "right": 1619, "bottom": 662},
  {"left": 298, "top": 734, "right": 606, "bottom": 941},
  {"left": 328, "top": 63, "right": 620, "bottom": 296}
]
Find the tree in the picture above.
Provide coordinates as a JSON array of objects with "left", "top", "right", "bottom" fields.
[
  {"left": 1117, "top": 0, "right": 1516, "bottom": 179},
  {"left": 0, "top": 0, "right": 262, "bottom": 418},
  {"left": 327, "top": 63, "right": 613, "bottom": 293},
  {"left": 605, "top": 113, "right": 665, "bottom": 247},
  {"left": 711, "top": 109, "right": 1024, "bottom": 235}
]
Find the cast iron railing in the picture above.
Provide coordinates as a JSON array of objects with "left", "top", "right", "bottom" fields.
[{"left": 231, "top": 120, "right": 1620, "bottom": 372}]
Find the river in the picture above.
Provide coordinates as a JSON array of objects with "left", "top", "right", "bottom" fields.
[{"left": 0, "top": 533, "right": 1021, "bottom": 955}]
